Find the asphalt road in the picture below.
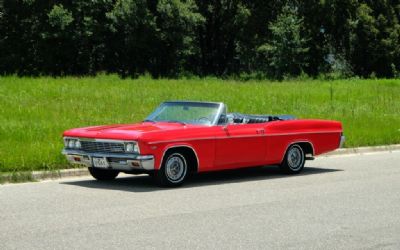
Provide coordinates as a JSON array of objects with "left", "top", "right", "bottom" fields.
[{"left": 1, "top": 151, "right": 400, "bottom": 250}]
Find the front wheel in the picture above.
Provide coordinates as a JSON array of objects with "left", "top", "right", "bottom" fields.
[
  {"left": 154, "top": 152, "right": 188, "bottom": 187},
  {"left": 88, "top": 167, "right": 119, "bottom": 181},
  {"left": 280, "top": 144, "right": 305, "bottom": 174}
]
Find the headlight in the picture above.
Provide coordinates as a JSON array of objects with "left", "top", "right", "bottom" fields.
[
  {"left": 125, "top": 142, "right": 139, "bottom": 153},
  {"left": 68, "top": 139, "right": 75, "bottom": 148},
  {"left": 64, "top": 138, "right": 81, "bottom": 149}
]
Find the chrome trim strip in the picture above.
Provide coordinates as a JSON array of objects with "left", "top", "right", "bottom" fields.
[
  {"left": 148, "top": 131, "right": 341, "bottom": 145},
  {"left": 265, "top": 131, "right": 341, "bottom": 136},
  {"left": 137, "top": 155, "right": 155, "bottom": 160},
  {"left": 159, "top": 145, "right": 200, "bottom": 172},
  {"left": 64, "top": 137, "right": 138, "bottom": 143},
  {"left": 148, "top": 134, "right": 265, "bottom": 145},
  {"left": 62, "top": 149, "right": 139, "bottom": 159}
]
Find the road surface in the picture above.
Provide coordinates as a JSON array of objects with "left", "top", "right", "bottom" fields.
[{"left": 1, "top": 151, "right": 399, "bottom": 249}]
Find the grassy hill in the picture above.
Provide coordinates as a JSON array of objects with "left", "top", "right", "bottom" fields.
[{"left": 0, "top": 75, "right": 399, "bottom": 173}]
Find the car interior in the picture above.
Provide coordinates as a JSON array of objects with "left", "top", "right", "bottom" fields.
[{"left": 218, "top": 113, "right": 295, "bottom": 125}]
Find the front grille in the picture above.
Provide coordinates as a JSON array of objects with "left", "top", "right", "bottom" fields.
[{"left": 80, "top": 141, "right": 125, "bottom": 153}]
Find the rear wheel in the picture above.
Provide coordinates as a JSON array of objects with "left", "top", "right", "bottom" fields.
[
  {"left": 280, "top": 144, "right": 305, "bottom": 174},
  {"left": 88, "top": 167, "right": 119, "bottom": 181},
  {"left": 154, "top": 152, "right": 188, "bottom": 187}
]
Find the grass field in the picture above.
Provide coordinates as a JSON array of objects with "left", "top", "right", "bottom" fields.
[{"left": 0, "top": 75, "right": 399, "bottom": 173}]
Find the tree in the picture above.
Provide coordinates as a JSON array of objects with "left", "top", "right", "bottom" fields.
[
  {"left": 258, "top": 4, "right": 309, "bottom": 79},
  {"left": 40, "top": 4, "right": 75, "bottom": 75},
  {"left": 1, "top": 0, "right": 400, "bottom": 78},
  {"left": 151, "top": 0, "right": 204, "bottom": 77},
  {"left": 348, "top": 2, "right": 400, "bottom": 77},
  {"left": 106, "top": 0, "right": 157, "bottom": 77},
  {"left": 0, "top": 0, "right": 47, "bottom": 75},
  {"left": 195, "top": 0, "right": 251, "bottom": 76}
]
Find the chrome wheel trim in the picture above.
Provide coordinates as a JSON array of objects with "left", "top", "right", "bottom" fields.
[
  {"left": 165, "top": 153, "right": 187, "bottom": 183},
  {"left": 287, "top": 146, "right": 304, "bottom": 171}
]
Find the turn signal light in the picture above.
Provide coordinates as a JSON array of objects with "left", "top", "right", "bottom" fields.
[{"left": 131, "top": 161, "right": 140, "bottom": 167}]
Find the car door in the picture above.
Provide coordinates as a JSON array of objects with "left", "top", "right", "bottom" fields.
[{"left": 214, "top": 123, "right": 267, "bottom": 169}]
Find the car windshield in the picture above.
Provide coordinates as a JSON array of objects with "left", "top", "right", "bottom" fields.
[{"left": 145, "top": 102, "right": 222, "bottom": 125}]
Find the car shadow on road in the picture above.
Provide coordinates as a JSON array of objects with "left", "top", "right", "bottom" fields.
[{"left": 61, "top": 166, "right": 342, "bottom": 193}]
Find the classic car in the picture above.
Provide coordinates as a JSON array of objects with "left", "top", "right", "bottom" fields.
[{"left": 62, "top": 101, "right": 345, "bottom": 186}]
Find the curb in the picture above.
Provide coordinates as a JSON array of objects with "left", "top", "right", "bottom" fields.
[
  {"left": 31, "top": 168, "right": 89, "bottom": 180},
  {"left": 0, "top": 168, "right": 90, "bottom": 184},
  {"left": 321, "top": 144, "right": 400, "bottom": 157},
  {"left": 2, "top": 144, "right": 400, "bottom": 184}
]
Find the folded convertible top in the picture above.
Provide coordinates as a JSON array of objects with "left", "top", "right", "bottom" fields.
[{"left": 228, "top": 113, "right": 296, "bottom": 124}]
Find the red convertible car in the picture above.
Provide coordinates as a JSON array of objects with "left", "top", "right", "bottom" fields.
[{"left": 62, "top": 101, "right": 344, "bottom": 186}]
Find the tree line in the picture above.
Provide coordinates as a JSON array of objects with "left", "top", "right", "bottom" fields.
[{"left": 1, "top": 0, "right": 400, "bottom": 79}]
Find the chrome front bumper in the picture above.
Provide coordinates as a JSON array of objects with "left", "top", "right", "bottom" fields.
[{"left": 62, "top": 149, "right": 154, "bottom": 171}]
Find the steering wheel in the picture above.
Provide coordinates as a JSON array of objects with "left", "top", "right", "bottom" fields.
[{"left": 197, "top": 117, "right": 211, "bottom": 124}]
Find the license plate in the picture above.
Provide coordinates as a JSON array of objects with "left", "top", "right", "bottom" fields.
[{"left": 92, "top": 157, "right": 109, "bottom": 168}]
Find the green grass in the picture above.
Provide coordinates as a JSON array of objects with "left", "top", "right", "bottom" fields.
[{"left": 0, "top": 75, "right": 399, "bottom": 173}]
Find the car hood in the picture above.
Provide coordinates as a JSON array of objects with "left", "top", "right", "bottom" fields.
[{"left": 63, "top": 122, "right": 191, "bottom": 141}]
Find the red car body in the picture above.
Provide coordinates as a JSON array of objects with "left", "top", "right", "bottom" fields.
[{"left": 62, "top": 101, "right": 344, "bottom": 186}]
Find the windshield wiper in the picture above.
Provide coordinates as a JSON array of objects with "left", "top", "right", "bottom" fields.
[{"left": 143, "top": 119, "right": 156, "bottom": 123}]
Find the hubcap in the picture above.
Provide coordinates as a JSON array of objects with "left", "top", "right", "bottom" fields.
[
  {"left": 287, "top": 147, "right": 303, "bottom": 170},
  {"left": 165, "top": 155, "right": 186, "bottom": 183}
]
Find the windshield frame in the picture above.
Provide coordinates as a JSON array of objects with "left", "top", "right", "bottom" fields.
[{"left": 145, "top": 101, "right": 226, "bottom": 126}]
